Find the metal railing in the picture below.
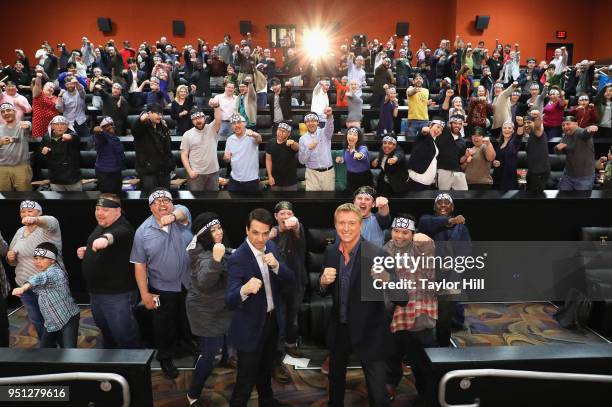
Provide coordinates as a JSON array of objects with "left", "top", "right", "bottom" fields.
[
  {"left": 438, "top": 368, "right": 612, "bottom": 407},
  {"left": 0, "top": 372, "right": 131, "bottom": 407}
]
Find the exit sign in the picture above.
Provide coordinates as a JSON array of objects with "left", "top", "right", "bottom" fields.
[{"left": 556, "top": 31, "right": 567, "bottom": 39}]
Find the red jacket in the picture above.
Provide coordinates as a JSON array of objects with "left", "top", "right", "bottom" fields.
[{"left": 568, "top": 105, "right": 599, "bottom": 128}]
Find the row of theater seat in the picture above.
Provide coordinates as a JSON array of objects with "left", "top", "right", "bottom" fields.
[{"left": 35, "top": 150, "right": 567, "bottom": 191}]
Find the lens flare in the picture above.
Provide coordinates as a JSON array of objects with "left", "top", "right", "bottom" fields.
[{"left": 303, "top": 29, "right": 329, "bottom": 60}]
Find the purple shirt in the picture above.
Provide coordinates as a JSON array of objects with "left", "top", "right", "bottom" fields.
[{"left": 344, "top": 145, "right": 370, "bottom": 173}]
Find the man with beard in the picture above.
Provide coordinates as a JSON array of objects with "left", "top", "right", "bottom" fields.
[
  {"left": 265, "top": 122, "right": 299, "bottom": 191},
  {"left": 77, "top": 194, "right": 141, "bottom": 349},
  {"left": 370, "top": 134, "right": 407, "bottom": 196},
  {"left": 298, "top": 109, "right": 335, "bottom": 191},
  {"left": 434, "top": 115, "right": 468, "bottom": 191},
  {"left": 223, "top": 114, "right": 262, "bottom": 192},
  {"left": 180, "top": 106, "right": 222, "bottom": 191}
]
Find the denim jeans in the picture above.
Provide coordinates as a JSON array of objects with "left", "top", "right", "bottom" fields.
[
  {"left": 406, "top": 120, "right": 429, "bottom": 137},
  {"left": 90, "top": 290, "right": 142, "bottom": 349},
  {"left": 188, "top": 335, "right": 226, "bottom": 399},
  {"left": 219, "top": 121, "right": 232, "bottom": 138},
  {"left": 20, "top": 289, "right": 44, "bottom": 340},
  {"left": 558, "top": 174, "right": 594, "bottom": 191},
  {"left": 40, "top": 313, "right": 80, "bottom": 348}
]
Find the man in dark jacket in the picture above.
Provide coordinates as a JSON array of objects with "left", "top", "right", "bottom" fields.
[
  {"left": 434, "top": 115, "right": 468, "bottom": 190},
  {"left": 40, "top": 115, "right": 81, "bottom": 191},
  {"left": 406, "top": 119, "right": 445, "bottom": 190},
  {"left": 131, "top": 104, "right": 174, "bottom": 192},
  {"left": 267, "top": 78, "right": 293, "bottom": 136},
  {"left": 371, "top": 134, "right": 407, "bottom": 195},
  {"left": 94, "top": 83, "right": 129, "bottom": 136},
  {"left": 320, "top": 203, "right": 401, "bottom": 407}
]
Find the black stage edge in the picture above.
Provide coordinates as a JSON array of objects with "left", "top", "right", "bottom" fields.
[
  {"left": 425, "top": 344, "right": 612, "bottom": 407},
  {"left": 1, "top": 190, "right": 612, "bottom": 298},
  {"left": 0, "top": 348, "right": 154, "bottom": 406}
]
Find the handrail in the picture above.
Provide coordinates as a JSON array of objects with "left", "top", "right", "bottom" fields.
[
  {"left": 438, "top": 368, "right": 612, "bottom": 407},
  {"left": 0, "top": 372, "right": 131, "bottom": 407}
]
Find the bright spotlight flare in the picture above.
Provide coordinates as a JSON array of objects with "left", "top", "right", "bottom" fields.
[{"left": 303, "top": 29, "right": 330, "bottom": 60}]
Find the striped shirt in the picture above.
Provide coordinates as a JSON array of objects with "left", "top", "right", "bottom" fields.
[
  {"left": 28, "top": 264, "right": 80, "bottom": 332},
  {"left": 9, "top": 216, "right": 63, "bottom": 286}
]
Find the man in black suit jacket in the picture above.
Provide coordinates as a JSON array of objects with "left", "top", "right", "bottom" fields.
[
  {"left": 371, "top": 134, "right": 408, "bottom": 195},
  {"left": 225, "top": 208, "right": 294, "bottom": 407},
  {"left": 319, "top": 203, "right": 401, "bottom": 407},
  {"left": 406, "top": 120, "right": 445, "bottom": 190},
  {"left": 268, "top": 78, "right": 293, "bottom": 136}
]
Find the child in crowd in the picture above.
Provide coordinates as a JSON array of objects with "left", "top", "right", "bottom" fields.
[{"left": 12, "top": 242, "right": 80, "bottom": 348}]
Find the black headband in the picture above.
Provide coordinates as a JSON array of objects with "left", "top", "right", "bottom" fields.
[{"left": 96, "top": 198, "right": 121, "bottom": 208}]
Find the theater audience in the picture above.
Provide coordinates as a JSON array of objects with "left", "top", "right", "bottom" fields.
[
  {"left": 520, "top": 110, "right": 550, "bottom": 192},
  {"left": 92, "top": 117, "right": 125, "bottom": 194},
  {"left": 180, "top": 107, "right": 222, "bottom": 191},
  {"left": 76, "top": 194, "right": 141, "bottom": 349},
  {"left": 0, "top": 103, "right": 33, "bottom": 191},
  {"left": 0, "top": 82, "right": 32, "bottom": 125},
  {"left": 462, "top": 127, "right": 495, "bottom": 189},
  {"left": 40, "top": 115, "right": 82, "bottom": 191},
  {"left": 224, "top": 113, "right": 262, "bottom": 192},
  {"left": 265, "top": 121, "right": 299, "bottom": 191},
  {"left": 132, "top": 104, "right": 174, "bottom": 192},
  {"left": 493, "top": 121, "right": 523, "bottom": 190},
  {"left": 344, "top": 127, "right": 373, "bottom": 191},
  {"left": 12, "top": 242, "right": 80, "bottom": 349},
  {"left": 31, "top": 72, "right": 58, "bottom": 138},
  {"left": 299, "top": 109, "right": 335, "bottom": 191},
  {"left": 371, "top": 134, "right": 407, "bottom": 195},
  {"left": 186, "top": 212, "right": 234, "bottom": 406},
  {"left": 130, "top": 188, "right": 194, "bottom": 379},
  {"left": 56, "top": 76, "right": 89, "bottom": 141},
  {"left": 555, "top": 116, "right": 598, "bottom": 191}
]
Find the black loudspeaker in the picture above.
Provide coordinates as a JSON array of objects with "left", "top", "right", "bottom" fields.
[
  {"left": 475, "top": 15, "right": 490, "bottom": 30},
  {"left": 396, "top": 22, "right": 409, "bottom": 37},
  {"left": 172, "top": 20, "right": 185, "bottom": 36},
  {"left": 97, "top": 17, "right": 112, "bottom": 33},
  {"left": 240, "top": 20, "right": 252, "bottom": 36}
]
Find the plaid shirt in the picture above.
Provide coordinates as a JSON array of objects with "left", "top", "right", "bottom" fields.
[
  {"left": 385, "top": 240, "right": 438, "bottom": 333},
  {"left": 28, "top": 264, "right": 80, "bottom": 332}
]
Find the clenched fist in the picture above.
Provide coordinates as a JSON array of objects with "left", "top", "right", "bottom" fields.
[
  {"left": 375, "top": 196, "right": 388, "bottom": 208},
  {"left": 241, "top": 277, "right": 263, "bottom": 296},
  {"left": 77, "top": 246, "right": 86, "bottom": 259},
  {"left": 263, "top": 252, "right": 279, "bottom": 269},
  {"left": 212, "top": 243, "right": 225, "bottom": 262},
  {"left": 92, "top": 237, "right": 109, "bottom": 252},
  {"left": 320, "top": 267, "right": 337, "bottom": 287}
]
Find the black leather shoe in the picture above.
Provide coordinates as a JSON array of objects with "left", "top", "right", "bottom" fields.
[{"left": 160, "top": 358, "right": 179, "bottom": 380}]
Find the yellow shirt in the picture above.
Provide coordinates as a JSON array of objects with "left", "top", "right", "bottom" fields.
[{"left": 407, "top": 88, "right": 429, "bottom": 121}]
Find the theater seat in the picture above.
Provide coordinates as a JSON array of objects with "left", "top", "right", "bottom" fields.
[{"left": 579, "top": 227, "right": 612, "bottom": 338}]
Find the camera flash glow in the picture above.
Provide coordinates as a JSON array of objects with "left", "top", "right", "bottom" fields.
[{"left": 303, "top": 29, "right": 329, "bottom": 59}]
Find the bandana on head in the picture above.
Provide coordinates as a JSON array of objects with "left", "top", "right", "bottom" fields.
[
  {"left": 304, "top": 113, "right": 319, "bottom": 122},
  {"left": 430, "top": 119, "right": 445, "bottom": 129},
  {"left": 391, "top": 217, "right": 416, "bottom": 231},
  {"left": 578, "top": 96, "right": 589, "bottom": 101},
  {"left": 229, "top": 113, "right": 246, "bottom": 123},
  {"left": 277, "top": 122, "right": 292, "bottom": 132},
  {"left": 382, "top": 135, "right": 397, "bottom": 144},
  {"left": 435, "top": 193, "right": 453, "bottom": 207},
  {"left": 33, "top": 248, "right": 56, "bottom": 261},
  {"left": 100, "top": 117, "right": 114, "bottom": 127},
  {"left": 20, "top": 200, "right": 42, "bottom": 212},
  {"left": 148, "top": 190, "right": 173, "bottom": 205},
  {"left": 186, "top": 219, "right": 220, "bottom": 251},
  {"left": 449, "top": 116, "right": 464, "bottom": 124},
  {"left": 50, "top": 116, "right": 69, "bottom": 125},
  {"left": 274, "top": 201, "right": 293, "bottom": 213},
  {"left": 0, "top": 102, "right": 15, "bottom": 111},
  {"left": 347, "top": 127, "right": 360, "bottom": 136},
  {"left": 354, "top": 187, "right": 375, "bottom": 201},
  {"left": 190, "top": 111, "right": 206, "bottom": 120},
  {"left": 96, "top": 198, "right": 121, "bottom": 208}
]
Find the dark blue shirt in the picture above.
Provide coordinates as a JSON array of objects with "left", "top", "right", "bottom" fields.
[{"left": 338, "top": 241, "right": 360, "bottom": 323}]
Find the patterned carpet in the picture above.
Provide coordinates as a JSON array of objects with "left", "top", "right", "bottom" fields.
[
  {"left": 452, "top": 302, "right": 609, "bottom": 347},
  {"left": 8, "top": 306, "right": 419, "bottom": 406}
]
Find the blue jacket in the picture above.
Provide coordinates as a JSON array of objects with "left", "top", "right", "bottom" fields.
[{"left": 225, "top": 239, "right": 293, "bottom": 352}]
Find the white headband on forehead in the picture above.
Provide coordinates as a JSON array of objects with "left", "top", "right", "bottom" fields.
[
  {"left": 304, "top": 113, "right": 319, "bottom": 122},
  {"left": 347, "top": 127, "right": 360, "bottom": 136},
  {"left": 191, "top": 111, "right": 206, "bottom": 120},
  {"left": 382, "top": 135, "right": 397, "bottom": 144},
  {"left": 0, "top": 102, "right": 15, "bottom": 111},
  {"left": 50, "top": 116, "right": 69, "bottom": 125},
  {"left": 430, "top": 120, "right": 445, "bottom": 128},
  {"left": 435, "top": 193, "right": 453, "bottom": 208},
  {"left": 186, "top": 219, "right": 220, "bottom": 251},
  {"left": 277, "top": 122, "right": 292, "bottom": 132},
  {"left": 20, "top": 200, "right": 42, "bottom": 212},
  {"left": 148, "top": 190, "right": 172, "bottom": 205},
  {"left": 392, "top": 217, "right": 416, "bottom": 231},
  {"left": 33, "top": 248, "right": 56, "bottom": 261}
]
